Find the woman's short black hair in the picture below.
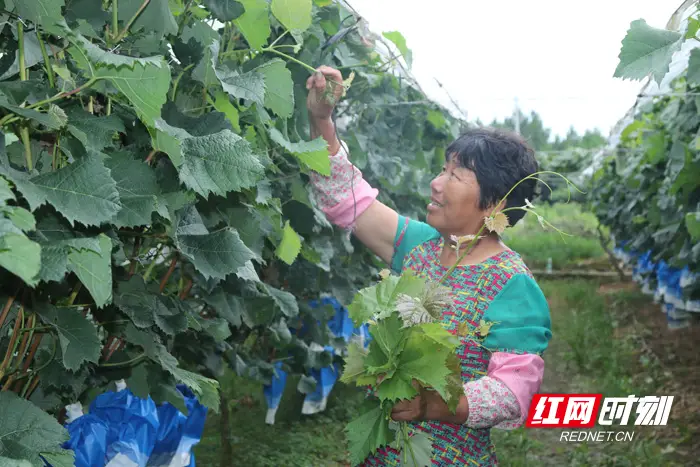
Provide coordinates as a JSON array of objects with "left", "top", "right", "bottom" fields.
[{"left": 447, "top": 127, "right": 538, "bottom": 226}]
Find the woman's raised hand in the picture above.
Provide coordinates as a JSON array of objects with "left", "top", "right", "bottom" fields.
[{"left": 306, "top": 65, "right": 344, "bottom": 121}]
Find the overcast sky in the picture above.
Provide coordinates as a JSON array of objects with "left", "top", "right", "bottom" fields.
[{"left": 348, "top": 0, "right": 681, "bottom": 139}]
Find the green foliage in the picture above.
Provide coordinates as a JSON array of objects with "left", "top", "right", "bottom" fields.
[
  {"left": 0, "top": 0, "right": 460, "bottom": 463},
  {"left": 594, "top": 17, "right": 700, "bottom": 301},
  {"left": 0, "top": 391, "right": 73, "bottom": 465},
  {"left": 340, "top": 271, "right": 463, "bottom": 464},
  {"left": 614, "top": 19, "right": 683, "bottom": 84}
]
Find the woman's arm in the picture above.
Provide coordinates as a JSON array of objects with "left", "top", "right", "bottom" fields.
[
  {"left": 306, "top": 67, "right": 400, "bottom": 265},
  {"left": 392, "top": 274, "right": 551, "bottom": 428}
]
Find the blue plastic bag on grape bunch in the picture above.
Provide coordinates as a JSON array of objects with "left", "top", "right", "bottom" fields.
[
  {"left": 88, "top": 380, "right": 160, "bottom": 467},
  {"left": 263, "top": 361, "right": 288, "bottom": 425},
  {"left": 62, "top": 402, "right": 110, "bottom": 467},
  {"left": 147, "top": 385, "right": 207, "bottom": 467}
]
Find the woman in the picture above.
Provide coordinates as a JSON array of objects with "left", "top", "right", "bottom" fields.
[{"left": 307, "top": 66, "right": 552, "bottom": 466}]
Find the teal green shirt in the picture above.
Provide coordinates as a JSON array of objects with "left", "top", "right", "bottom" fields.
[{"left": 389, "top": 215, "right": 551, "bottom": 355}]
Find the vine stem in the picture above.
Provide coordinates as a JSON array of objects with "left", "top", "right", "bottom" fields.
[
  {"left": 129, "top": 236, "right": 141, "bottom": 277},
  {"left": 261, "top": 47, "right": 317, "bottom": 74},
  {"left": 268, "top": 30, "right": 290, "bottom": 49},
  {"left": 17, "top": 21, "right": 33, "bottom": 171},
  {"left": 159, "top": 255, "right": 178, "bottom": 293},
  {"left": 68, "top": 282, "right": 82, "bottom": 306},
  {"left": 99, "top": 352, "right": 145, "bottom": 368},
  {"left": 179, "top": 278, "right": 192, "bottom": 300},
  {"left": 0, "top": 78, "right": 99, "bottom": 127},
  {"left": 145, "top": 149, "right": 157, "bottom": 164},
  {"left": 402, "top": 422, "right": 418, "bottom": 465},
  {"left": 112, "top": 0, "right": 119, "bottom": 41},
  {"left": 114, "top": 0, "right": 151, "bottom": 43},
  {"left": 177, "top": 0, "right": 195, "bottom": 35},
  {"left": 36, "top": 31, "right": 55, "bottom": 88},
  {"left": 0, "top": 295, "right": 16, "bottom": 331},
  {"left": 0, "top": 306, "right": 24, "bottom": 382},
  {"left": 18, "top": 22, "right": 27, "bottom": 81},
  {"left": 143, "top": 244, "right": 165, "bottom": 282},
  {"left": 171, "top": 63, "right": 194, "bottom": 101}
]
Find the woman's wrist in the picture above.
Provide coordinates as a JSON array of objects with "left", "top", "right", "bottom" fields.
[
  {"left": 423, "top": 390, "right": 469, "bottom": 424},
  {"left": 309, "top": 115, "right": 340, "bottom": 155}
]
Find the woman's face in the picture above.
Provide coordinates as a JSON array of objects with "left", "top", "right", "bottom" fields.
[{"left": 426, "top": 157, "right": 489, "bottom": 235}]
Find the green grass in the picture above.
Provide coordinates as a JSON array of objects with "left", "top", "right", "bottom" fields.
[
  {"left": 502, "top": 202, "right": 607, "bottom": 269},
  {"left": 194, "top": 370, "right": 365, "bottom": 467}
]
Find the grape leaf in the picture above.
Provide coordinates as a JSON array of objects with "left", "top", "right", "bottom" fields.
[
  {"left": 376, "top": 373, "right": 416, "bottom": 401},
  {"left": 0, "top": 94, "right": 66, "bottom": 130},
  {"left": 268, "top": 128, "right": 330, "bottom": 175},
  {"left": 0, "top": 177, "right": 13, "bottom": 204},
  {"left": 211, "top": 43, "right": 266, "bottom": 106},
  {"left": 347, "top": 271, "right": 426, "bottom": 326},
  {"left": 275, "top": 220, "right": 302, "bottom": 265},
  {"left": 93, "top": 62, "right": 171, "bottom": 126},
  {"left": 271, "top": 0, "right": 312, "bottom": 32},
  {"left": 38, "top": 451, "right": 75, "bottom": 467},
  {"left": 685, "top": 212, "right": 700, "bottom": 240},
  {"left": 415, "top": 322, "right": 460, "bottom": 350},
  {"left": 400, "top": 430, "right": 433, "bottom": 467},
  {"left": 394, "top": 332, "right": 453, "bottom": 400},
  {"left": 613, "top": 19, "right": 683, "bottom": 83},
  {"left": 22, "top": 154, "right": 121, "bottom": 227},
  {"left": 340, "top": 342, "right": 369, "bottom": 384},
  {"left": 0, "top": 233, "right": 41, "bottom": 286},
  {"left": 65, "top": 107, "right": 124, "bottom": 153},
  {"left": 179, "top": 129, "right": 265, "bottom": 198},
  {"left": 382, "top": 31, "right": 413, "bottom": 67},
  {"left": 202, "top": 317, "right": 232, "bottom": 342},
  {"left": 151, "top": 119, "right": 191, "bottom": 167},
  {"left": 368, "top": 314, "right": 404, "bottom": 363},
  {"left": 161, "top": 101, "right": 232, "bottom": 137},
  {"left": 114, "top": 276, "right": 158, "bottom": 328},
  {"left": 15, "top": 0, "right": 65, "bottom": 28},
  {"left": 36, "top": 303, "right": 101, "bottom": 371},
  {"left": 0, "top": 457, "right": 32, "bottom": 467},
  {"left": 119, "top": 0, "right": 177, "bottom": 38},
  {"left": 202, "top": 0, "right": 245, "bottom": 21},
  {"left": 203, "top": 289, "right": 245, "bottom": 327},
  {"left": 687, "top": 49, "right": 700, "bottom": 86},
  {"left": 104, "top": 152, "right": 161, "bottom": 228},
  {"left": 123, "top": 324, "right": 220, "bottom": 411},
  {"left": 182, "top": 22, "right": 219, "bottom": 47},
  {"left": 193, "top": 44, "right": 219, "bottom": 88},
  {"left": 67, "top": 233, "right": 113, "bottom": 308},
  {"left": 212, "top": 92, "right": 241, "bottom": 132},
  {"left": 178, "top": 228, "right": 257, "bottom": 280},
  {"left": 234, "top": 0, "right": 271, "bottom": 50},
  {"left": 345, "top": 404, "right": 394, "bottom": 466},
  {"left": 263, "top": 283, "right": 299, "bottom": 317},
  {"left": 0, "top": 392, "right": 73, "bottom": 465},
  {"left": 256, "top": 59, "right": 294, "bottom": 118},
  {"left": 153, "top": 296, "right": 189, "bottom": 335},
  {"left": 4, "top": 207, "right": 35, "bottom": 232}
]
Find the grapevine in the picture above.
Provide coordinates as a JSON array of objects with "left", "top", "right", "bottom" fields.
[{"left": 0, "top": 0, "right": 464, "bottom": 463}]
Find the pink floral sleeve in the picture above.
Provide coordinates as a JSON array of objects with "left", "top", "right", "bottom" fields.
[
  {"left": 464, "top": 376, "right": 520, "bottom": 429},
  {"left": 308, "top": 142, "right": 378, "bottom": 229},
  {"left": 464, "top": 352, "right": 545, "bottom": 429}
]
